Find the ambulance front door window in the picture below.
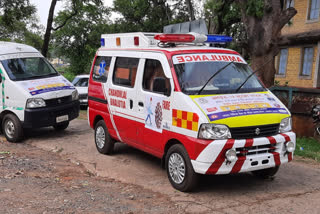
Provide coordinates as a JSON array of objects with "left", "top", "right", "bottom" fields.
[{"left": 142, "top": 59, "right": 170, "bottom": 95}]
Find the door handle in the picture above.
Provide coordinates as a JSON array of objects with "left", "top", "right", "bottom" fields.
[
  {"left": 130, "top": 99, "right": 133, "bottom": 109},
  {"left": 138, "top": 102, "right": 144, "bottom": 107}
]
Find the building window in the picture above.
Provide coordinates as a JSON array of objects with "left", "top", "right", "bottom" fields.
[
  {"left": 277, "top": 49, "right": 288, "bottom": 75},
  {"left": 301, "top": 47, "right": 314, "bottom": 76},
  {"left": 285, "top": 0, "right": 294, "bottom": 8},
  {"left": 308, "top": 0, "right": 320, "bottom": 20}
]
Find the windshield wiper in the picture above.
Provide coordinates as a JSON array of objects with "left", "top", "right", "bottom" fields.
[
  {"left": 197, "top": 61, "right": 234, "bottom": 95},
  {"left": 235, "top": 57, "right": 274, "bottom": 93}
]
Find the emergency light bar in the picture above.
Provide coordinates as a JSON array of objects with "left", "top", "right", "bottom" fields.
[{"left": 154, "top": 33, "right": 233, "bottom": 44}]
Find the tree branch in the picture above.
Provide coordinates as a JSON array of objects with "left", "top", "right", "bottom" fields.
[{"left": 52, "top": 10, "right": 78, "bottom": 31}]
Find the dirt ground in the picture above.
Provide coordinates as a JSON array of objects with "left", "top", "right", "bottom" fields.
[
  {"left": 0, "top": 140, "right": 177, "bottom": 214},
  {"left": 1, "top": 118, "right": 320, "bottom": 214}
]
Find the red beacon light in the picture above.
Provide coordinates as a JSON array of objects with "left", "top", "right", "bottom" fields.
[
  {"left": 154, "top": 33, "right": 232, "bottom": 44},
  {"left": 154, "top": 34, "right": 195, "bottom": 43}
]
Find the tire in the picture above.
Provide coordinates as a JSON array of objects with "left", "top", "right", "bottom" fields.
[
  {"left": 251, "top": 166, "right": 280, "bottom": 179},
  {"left": 165, "top": 144, "right": 198, "bottom": 192},
  {"left": 53, "top": 121, "right": 69, "bottom": 131},
  {"left": 94, "top": 120, "right": 114, "bottom": 155},
  {"left": 2, "top": 114, "right": 24, "bottom": 143}
]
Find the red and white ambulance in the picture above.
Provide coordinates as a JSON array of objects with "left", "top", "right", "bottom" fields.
[{"left": 87, "top": 32, "right": 295, "bottom": 192}]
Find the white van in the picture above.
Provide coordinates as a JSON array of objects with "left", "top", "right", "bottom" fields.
[{"left": 0, "top": 42, "right": 80, "bottom": 142}]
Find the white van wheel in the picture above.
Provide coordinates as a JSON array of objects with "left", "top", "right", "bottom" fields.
[
  {"left": 94, "top": 120, "right": 114, "bottom": 155},
  {"left": 165, "top": 144, "right": 198, "bottom": 192},
  {"left": 2, "top": 114, "right": 23, "bottom": 143}
]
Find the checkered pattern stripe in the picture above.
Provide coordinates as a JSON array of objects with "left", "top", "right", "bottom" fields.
[{"left": 172, "top": 109, "right": 199, "bottom": 131}]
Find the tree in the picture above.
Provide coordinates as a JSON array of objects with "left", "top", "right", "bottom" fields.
[
  {"left": 205, "top": 0, "right": 297, "bottom": 87},
  {"left": 42, "top": 0, "right": 79, "bottom": 57},
  {"left": 0, "top": 0, "right": 37, "bottom": 40},
  {"left": 112, "top": 0, "right": 172, "bottom": 32},
  {"left": 53, "top": 0, "right": 110, "bottom": 74}
]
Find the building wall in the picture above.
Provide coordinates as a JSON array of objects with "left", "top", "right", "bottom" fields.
[
  {"left": 275, "top": 45, "right": 319, "bottom": 87},
  {"left": 282, "top": 0, "right": 320, "bottom": 36}
]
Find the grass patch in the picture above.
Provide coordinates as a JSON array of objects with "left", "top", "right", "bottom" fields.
[
  {"left": 295, "top": 137, "right": 320, "bottom": 162},
  {"left": 78, "top": 110, "right": 87, "bottom": 120}
]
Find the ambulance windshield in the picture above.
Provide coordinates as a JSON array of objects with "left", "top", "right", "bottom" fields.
[
  {"left": 1, "top": 57, "right": 58, "bottom": 81},
  {"left": 173, "top": 54, "right": 266, "bottom": 95}
]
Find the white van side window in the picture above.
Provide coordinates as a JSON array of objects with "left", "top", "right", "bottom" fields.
[
  {"left": 92, "top": 56, "right": 111, "bottom": 83},
  {"left": 142, "top": 59, "right": 171, "bottom": 95},
  {"left": 112, "top": 57, "right": 139, "bottom": 88}
]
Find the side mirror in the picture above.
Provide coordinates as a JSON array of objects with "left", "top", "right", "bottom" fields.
[{"left": 152, "top": 77, "right": 170, "bottom": 96}]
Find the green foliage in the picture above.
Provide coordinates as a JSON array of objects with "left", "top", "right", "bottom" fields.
[
  {"left": 246, "top": 0, "right": 264, "bottom": 18},
  {"left": 53, "top": 0, "right": 110, "bottom": 75},
  {"left": 0, "top": 0, "right": 43, "bottom": 49},
  {"left": 0, "top": 0, "right": 37, "bottom": 39},
  {"left": 61, "top": 69, "right": 76, "bottom": 82},
  {"left": 112, "top": 0, "right": 171, "bottom": 32},
  {"left": 296, "top": 137, "right": 320, "bottom": 162},
  {"left": 274, "top": 80, "right": 280, "bottom": 86}
]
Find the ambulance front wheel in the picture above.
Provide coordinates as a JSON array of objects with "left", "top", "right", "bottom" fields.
[
  {"left": 165, "top": 144, "right": 198, "bottom": 192},
  {"left": 2, "top": 114, "right": 23, "bottom": 143},
  {"left": 251, "top": 166, "right": 280, "bottom": 179},
  {"left": 94, "top": 120, "right": 114, "bottom": 155}
]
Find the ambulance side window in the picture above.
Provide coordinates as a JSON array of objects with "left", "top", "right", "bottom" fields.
[
  {"left": 142, "top": 59, "right": 171, "bottom": 95},
  {"left": 92, "top": 56, "right": 111, "bottom": 83},
  {"left": 113, "top": 57, "right": 139, "bottom": 88}
]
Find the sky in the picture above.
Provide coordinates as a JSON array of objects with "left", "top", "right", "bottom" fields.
[{"left": 30, "top": 0, "right": 115, "bottom": 27}]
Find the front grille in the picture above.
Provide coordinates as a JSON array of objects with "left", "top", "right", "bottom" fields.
[
  {"left": 230, "top": 124, "right": 279, "bottom": 139},
  {"left": 45, "top": 95, "right": 72, "bottom": 107},
  {"left": 236, "top": 144, "right": 277, "bottom": 157},
  {"left": 79, "top": 94, "right": 88, "bottom": 99}
]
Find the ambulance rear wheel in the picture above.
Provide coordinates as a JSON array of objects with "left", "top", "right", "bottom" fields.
[
  {"left": 2, "top": 114, "right": 23, "bottom": 143},
  {"left": 94, "top": 120, "right": 114, "bottom": 155},
  {"left": 165, "top": 144, "right": 198, "bottom": 192},
  {"left": 251, "top": 166, "right": 280, "bottom": 179}
]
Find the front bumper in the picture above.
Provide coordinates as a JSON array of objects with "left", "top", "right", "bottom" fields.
[
  {"left": 191, "top": 132, "right": 296, "bottom": 175},
  {"left": 23, "top": 100, "right": 80, "bottom": 128}
]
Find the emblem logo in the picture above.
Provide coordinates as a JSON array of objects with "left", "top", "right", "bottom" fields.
[
  {"left": 255, "top": 128, "right": 260, "bottom": 135},
  {"left": 57, "top": 99, "right": 62, "bottom": 104}
]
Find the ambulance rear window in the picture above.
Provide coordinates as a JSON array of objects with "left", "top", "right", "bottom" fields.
[
  {"left": 92, "top": 56, "right": 111, "bottom": 83},
  {"left": 113, "top": 57, "right": 139, "bottom": 88}
]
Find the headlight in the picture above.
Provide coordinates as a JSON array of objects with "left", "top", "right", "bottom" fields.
[
  {"left": 72, "top": 90, "right": 79, "bottom": 101},
  {"left": 26, "top": 98, "right": 46, "bottom": 109},
  {"left": 198, "top": 123, "right": 231, "bottom": 140},
  {"left": 286, "top": 141, "right": 295, "bottom": 153},
  {"left": 279, "top": 117, "right": 292, "bottom": 133}
]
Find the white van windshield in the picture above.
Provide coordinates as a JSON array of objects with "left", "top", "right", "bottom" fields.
[
  {"left": 1, "top": 57, "right": 58, "bottom": 81},
  {"left": 173, "top": 54, "right": 266, "bottom": 95}
]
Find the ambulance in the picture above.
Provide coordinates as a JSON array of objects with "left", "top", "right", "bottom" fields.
[
  {"left": 0, "top": 42, "right": 80, "bottom": 142},
  {"left": 88, "top": 32, "right": 296, "bottom": 192}
]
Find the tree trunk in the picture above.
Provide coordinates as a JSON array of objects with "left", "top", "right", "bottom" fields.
[
  {"left": 185, "top": 0, "right": 195, "bottom": 21},
  {"left": 236, "top": 0, "right": 297, "bottom": 88},
  {"left": 41, "top": 0, "right": 57, "bottom": 57},
  {"left": 251, "top": 52, "right": 276, "bottom": 88}
]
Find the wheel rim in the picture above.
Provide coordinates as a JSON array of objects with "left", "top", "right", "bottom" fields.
[
  {"left": 168, "top": 153, "right": 186, "bottom": 184},
  {"left": 5, "top": 119, "right": 15, "bottom": 139},
  {"left": 95, "top": 126, "right": 105, "bottom": 149}
]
